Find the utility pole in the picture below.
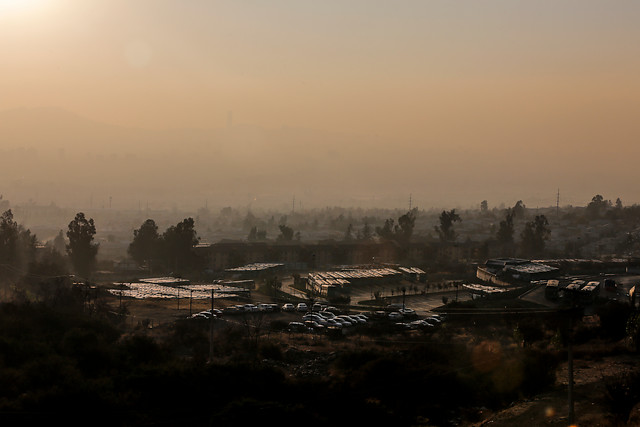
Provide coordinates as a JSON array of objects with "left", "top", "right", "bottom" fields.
[
  {"left": 557, "top": 188, "right": 560, "bottom": 217},
  {"left": 568, "top": 311, "right": 575, "bottom": 425},
  {"left": 209, "top": 287, "right": 215, "bottom": 363}
]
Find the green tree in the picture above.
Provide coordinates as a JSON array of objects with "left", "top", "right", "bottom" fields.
[
  {"left": 128, "top": 219, "right": 160, "bottom": 268},
  {"left": 66, "top": 212, "right": 99, "bottom": 279},
  {"left": 520, "top": 215, "right": 550, "bottom": 258},
  {"left": 435, "top": 209, "right": 461, "bottom": 242}
]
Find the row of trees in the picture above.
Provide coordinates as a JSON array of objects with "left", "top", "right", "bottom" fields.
[{"left": 0, "top": 210, "right": 98, "bottom": 282}]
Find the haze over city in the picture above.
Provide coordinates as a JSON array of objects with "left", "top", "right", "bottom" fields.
[{"left": 2, "top": 0, "right": 639, "bottom": 211}]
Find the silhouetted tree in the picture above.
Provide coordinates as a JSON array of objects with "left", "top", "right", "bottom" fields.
[
  {"left": 344, "top": 224, "right": 354, "bottom": 241},
  {"left": 435, "top": 209, "right": 461, "bottom": 242},
  {"left": 66, "top": 212, "right": 98, "bottom": 279},
  {"left": 376, "top": 208, "right": 417, "bottom": 245},
  {"left": 128, "top": 219, "right": 160, "bottom": 268},
  {"left": 376, "top": 218, "right": 396, "bottom": 241},
  {"left": 162, "top": 218, "right": 200, "bottom": 273},
  {"left": 480, "top": 200, "right": 488, "bottom": 212},
  {"left": 496, "top": 208, "right": 516, "bottom": 245},
  {"left": 616, "top": 197, "right": 623, "bottom": 210},
  {"left": 395, "top": 208, "right": 418, "bottom": 244},
  {"left": 0, "top": 209, "right": 37, "bottom": 281},
  {"left": 276, "top": 224, "right": 294, "bottom": 241},
  {"left": 586, "top": 194, "right": 611, "bottom": 219},
  {"left": 512, "top": 200, "right": 526, "bottom": 218},
  {"left": 52, "top": 230, "right": 66, "bottom": 254},
  {"left": 358, "top": 222, "right": 374, "bottom": 241},
  {"left": 520, "top": 215, "right": 550, "bottom": 258}
]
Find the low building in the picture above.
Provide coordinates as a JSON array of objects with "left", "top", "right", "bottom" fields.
[{"left": 477, "top": 258, "right": 559, "bottom": 286}]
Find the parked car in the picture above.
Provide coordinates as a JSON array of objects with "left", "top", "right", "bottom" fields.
[
  {"left": 351, "top": 314, "right": 368, "bottom": 323},
  {"left": 399, "top": 308, "right": 417, "bottom": 317},
  {"left": 388, "top": 311, "right": 403, "bottom": 321},
  {"left": 312, "top": 303, "right": 326, "bottom": 312},
  {"left": 336, "top": 316, "right": 355, "bottom": 326},
  {"left": 244, "top": 304, "right": 259, "bottom": 312},
  {"left": 302, "top": 313, "right": 325, "bottom": 324},
  {"left": 304, "top": 320, "right": 325, "bottom": 331},
  {"left": 190, "top": 312, "right": 210, "bottom": 319},
  {"left": 426, "top": 316, "right": 442, "bottom": 324},
  {"left": 282, "top": 303, "right": 295, "bottom": 312},
  {"left": 258, "top": 303, "right": 273, "bottom": 312},
  {"left": 223, "top": 306, "right": 241, "bottom": 315},
  {"left": 317, "top": 311, "right": 336, "bottom": 320},
  {"left": 287, "top": 322, "right": 309, "bottom": 332},
  {"left": 268, "top": 303, "right": 280, "bottom": 312},
  {"left": 296, "top": 303, "right": 308, "bottom": 312},
  {"left": 325, "top": 318, "right": 343, "bottom": 329},
  {"left": 324, "top": 306, "right": 340, "bottom": 314},
  {"left": 343, "top": 315, "right": 364, "bottom": 324}
]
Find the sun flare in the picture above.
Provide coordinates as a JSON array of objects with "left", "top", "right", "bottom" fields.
[{"left": 0, "top": 0, "right": 44, "bottom": 12}]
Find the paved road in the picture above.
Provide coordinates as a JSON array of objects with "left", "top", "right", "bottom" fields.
[
  {"left": 348, "top": 285, "right": 472, "bottom": 316},
  {"left": 280, "top": 276, "right": 472, "bottom": 316}
]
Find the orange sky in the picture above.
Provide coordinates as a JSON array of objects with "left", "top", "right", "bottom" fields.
[{"left": 1, "top": 1, "right": 639, "bottom": 209}]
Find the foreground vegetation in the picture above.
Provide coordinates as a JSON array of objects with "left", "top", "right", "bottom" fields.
[{"left": 0, "top": 281, "right": 577, "bottom": 426}]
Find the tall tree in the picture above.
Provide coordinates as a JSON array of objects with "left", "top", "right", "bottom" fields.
[
  {"left": 520, "top": 215, "right": 550, "bottom": 258},
  {"left": 512, "top": 200, "right": 526, "bottom": 218},
  {"left": 435, "top": 209, "right": 461, "bottom": 242},
  {"left": 128, "top": 219, "right": 160, "bottom": 268},
  {"left": 395, "top": 208, "right": 418, "bottom": 244},
  {"left": 162, "top": 217, "right": 200, "bottom": 273},
  {"left": 0, "top": 209, "right": 37, "bottom": 281},
  {"left": 66, "top": 212, "right": 99, "bottom": 279},
  {"left": 276, "top": 224, "right": 294, "bottom": 241},
  {"left": 586, "top": 194, "right": 610, "bottom": 219},
  {"left": 496, "top": 208, "right": 516, "bottom": 245}
]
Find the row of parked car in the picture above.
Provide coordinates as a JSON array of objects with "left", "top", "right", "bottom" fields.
[
  {"left": 190, "top": 300, "right": 337, "bottom": 320},
  {"left": 288, "top": 309, "right": 369, "bottom": 332}
]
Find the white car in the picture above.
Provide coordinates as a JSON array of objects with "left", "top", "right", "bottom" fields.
[
  {"left": 258, "top": 303, "right": 273, "bottom": 312},
  {"left": 282, "top": 303, "right": 295, "bottom": 312},
  {"left": 296, "top": 302, "right": 308, "bottom": 312},
  {"left": 399, "top": 308, "right": 416, "bottom": 317},
  {"left": 317, "top": 311, "right": 336, "bottom": 320}
]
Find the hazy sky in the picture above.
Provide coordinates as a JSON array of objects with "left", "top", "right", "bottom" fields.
[{"left": 1, "top": 1, "right": 640, "bottom": 209}]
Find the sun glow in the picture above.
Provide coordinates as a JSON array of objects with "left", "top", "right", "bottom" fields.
[{"left": 0, "top": 0, "right": 45, "bottom": 12}]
